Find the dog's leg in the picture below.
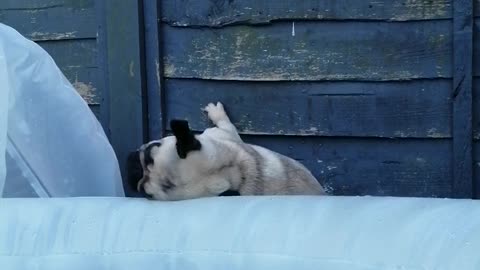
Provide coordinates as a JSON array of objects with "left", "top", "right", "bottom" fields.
[{"left": 204, "top": 102, "right": 242, "bottom": 141}]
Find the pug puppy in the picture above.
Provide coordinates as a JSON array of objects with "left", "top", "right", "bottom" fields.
[{"left": 127, "top": 102, "right": 326, "bottom": 201}]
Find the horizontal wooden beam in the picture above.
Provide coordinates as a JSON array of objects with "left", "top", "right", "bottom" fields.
[
  {"left": 162, "top": 0, "right": 453, "bottom": 26},
  {"left": 163, "top": 21, "right": 452, "bottom": 81},
  {"left": 166, "top": 79, "right": 455, "bottom": 138},
  {"left": 0, "top": 0, "right": 96, "bottom": 40}
]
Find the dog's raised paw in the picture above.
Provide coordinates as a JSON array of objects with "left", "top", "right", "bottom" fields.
[{"left": 203, "top": 102, "right": 227, "bottom": 124}]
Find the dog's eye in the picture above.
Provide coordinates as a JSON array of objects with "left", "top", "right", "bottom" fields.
[{"left": 161, "top": 179, "right": 176, "bottom": 192}]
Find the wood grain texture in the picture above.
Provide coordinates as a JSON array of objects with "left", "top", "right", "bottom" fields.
[
  {"left": 239, "top": 135, "right": 453, "bottom": 197},
  {"left": 37, "top": 39, "right": 100, "bottom": 104},
  {"left": 163, "top": 21, "right": 452, "bottom": 81},
  {"left": 162, "top": 0, "right": 452, "bottom": 27},
  {"left": 452, "top": 0, "right": 473, "bottom": 198},
  {"left": 0, "top": 0, "right": 96, "bottom": 40},
  {"left": 166, "top": 79, "right": 452, "bottom": 138}
]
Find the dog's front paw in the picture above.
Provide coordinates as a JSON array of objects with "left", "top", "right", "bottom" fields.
[{"left": 203, "top": 102, "right": 228, "bottom": 124}]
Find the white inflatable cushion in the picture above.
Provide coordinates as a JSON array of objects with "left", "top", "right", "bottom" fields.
[{"left": 0, "top": 196, "right": 479, "bottom": 270}]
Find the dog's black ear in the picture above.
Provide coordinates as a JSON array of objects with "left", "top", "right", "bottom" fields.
[{"left": 170, "top": 119, "right": 201, "bottom": 159}]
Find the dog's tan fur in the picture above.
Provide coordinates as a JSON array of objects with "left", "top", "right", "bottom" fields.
[{"left": 133, "top": 102, "right": 326, "bottom": 201}]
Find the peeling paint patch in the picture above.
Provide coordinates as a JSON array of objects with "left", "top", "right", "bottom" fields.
[
  {"left": 72, "top": 81, "right": 99, "bottom": 105},
  {"left": 30, "top": 31, "right": 78, "bottom": 41},
  {"left": 427, "top": 128, "right": 447, "bottom": 138},
  {"left": 129, "top": 61, "right": 135, "bottom": 77},
  {"left": 156, "top": 60, "right": 161, "bottom": 88},
  {"left": 416, "top": 157, "right": 426, "bottom": 163}
]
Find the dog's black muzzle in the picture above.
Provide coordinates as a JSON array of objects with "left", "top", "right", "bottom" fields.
[{"left": 125, "top": 150, "right": 144, "bottom": 197}]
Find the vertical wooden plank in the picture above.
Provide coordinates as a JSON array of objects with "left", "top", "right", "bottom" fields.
[
  {"left": 95, "top": 0, "right": 110, "bottom": 138},
  {"left": 475, "top": 142, "right": 479, "bottom": 199},
  {"left": 103, "top": 0, "right": 147, "bottom": 188},
  {"left": 452, "top": 0, "right": 473, "bottom": 198},
  {"left": 143, "top": 0, "right": 165, "bottom": 140}
]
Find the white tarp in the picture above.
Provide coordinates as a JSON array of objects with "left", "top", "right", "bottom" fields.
[
  {"left": 0, "top": 38, "right": 9, "bottom": 193},
  {"left": 0, "top": 23, "right": 123, "bottom": 197},
  {"left": 0, "top": 196, "right": 479, "bottom": 270}
]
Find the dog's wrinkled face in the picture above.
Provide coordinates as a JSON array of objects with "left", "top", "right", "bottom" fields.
[
  {"left": 127, "top": 137, "right": 176, "bottom": 200},
  {"left": 126, "top": 120, "right": 205, "bottom": 201}
]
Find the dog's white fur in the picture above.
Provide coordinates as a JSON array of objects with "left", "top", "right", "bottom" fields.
[{"left": 138, "top": 102, "right": 326, "bottom": 201}]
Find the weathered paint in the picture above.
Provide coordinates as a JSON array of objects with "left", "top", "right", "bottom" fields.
[
  {"left": 0, "top": 1, "right": 101, "bottom": 107},
  {"left": 0, "top": 0, "right": 96, "bottom": 41},
  {"left": 163, "top": 21, "right": 452, "bottom": 81},
  {"left": 166, "top": 79, "right": 452, "bottom": 138},
  {"left": 72, "top": 81, "right": 98, "bottom": 105},
  {"left": 163, "top": 0, "right": 453, "bottom": 26},
  {"left": 36, "top": 39, "right": 100, "bottom": 105}
]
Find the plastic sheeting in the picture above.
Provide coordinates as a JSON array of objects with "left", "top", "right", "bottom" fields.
[
  {"left": 0, "top": 196, "right": 479, "bottom": 270},
  {"left": 0, "top": 23, "right": 123, "bottom": 197}
]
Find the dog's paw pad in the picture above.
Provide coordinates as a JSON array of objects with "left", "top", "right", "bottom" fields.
[{"left": 203, "top": 102, "right": 227, "bottom": 123}]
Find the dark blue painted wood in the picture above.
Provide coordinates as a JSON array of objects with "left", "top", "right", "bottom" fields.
[
  {"left": 241, "top": 135, "right": 453, "bottom": 197},
  {"left": 37, "top": 39, "right": 97, "bottom": 67},
  {"left": 475, "top": 142, "right": 480, "bottom": 198},
  {"left": 163, "top": 21, "right": 452, "bottom": 81},
  {"left": 474, "top": 19, "right": 480, "bottom": 71},
  {"left": 0, "top": 2, "right": 101, "bottom": 106},
  {"left": 166, "top": 79, "right": 452, "bottom": 138},
  {"left": 475, "top": 79, "right": 480, "bottom": 140},
  {"left": 103, "top": 0, "right": 147, "bottom": 189},
  {"left": 162, "top": 0, "right": 453, "bottom": 26},
  {"left": 0, "top": 0, "right": 96, "bottom": 40},
  {"left": 452, "top": 0, "right": 473, "bottom": 198},
  {"left": 143, "top": 0, "right": 164, "bottom": 140},
  {"left": 36, "top": 39, "right": 100, "bottom": 105},
  {"left": 95, "top": 0, "right": 110, "bottom": 136}
]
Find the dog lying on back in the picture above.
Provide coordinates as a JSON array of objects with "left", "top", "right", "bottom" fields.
[{"left": 127, "top": 102, "right": 327, "bottom": 200}]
